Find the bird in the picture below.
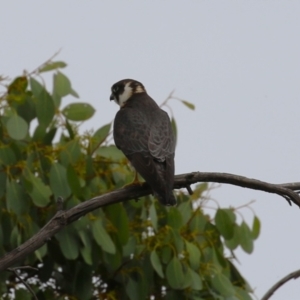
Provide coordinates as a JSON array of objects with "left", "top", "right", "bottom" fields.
[{"left": 110, "top": 79, "right": 176, "bottom": 206}]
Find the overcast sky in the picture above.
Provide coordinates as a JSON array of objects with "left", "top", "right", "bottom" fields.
[{"left": 2, "top": 1, "right": 300, "bottom": 299}]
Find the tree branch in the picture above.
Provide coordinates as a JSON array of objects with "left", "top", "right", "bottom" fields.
[
  {"left": 0, "top": 171, "right": 299, "bottom": 272},
  {"left": 261, "top": 269, "right": 300, "bottom": 300}
]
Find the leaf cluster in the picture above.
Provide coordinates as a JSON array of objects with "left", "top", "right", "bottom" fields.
[{"left": 0, "top": 61, "right": 259, "bottom": 300}]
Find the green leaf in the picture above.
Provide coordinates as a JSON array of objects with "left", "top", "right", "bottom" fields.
[
  {"left": 185, "top": 241, "right": 201, "bottom": 270},
  {"left": 251, "top": 216, "right": 260, "bottom": 240},
  {"left": 166, "top": 256, "right": 185, "bottom": 289},
  {"left": 53, "top": 71, "right": 72, "bottom": 97},
  {"left": 35, "top": 89, "right": 55, "bottom": 127},
  {"left": 96, "top": 145, "right": 126, "bottom": 160},
  {"left": 56, "top": 226, "right": 79, "bottom": 260},
  {"left": 70, "top": 88, "right": 80, "bottom": 98},
  {"left": 0, "top": 146, "right": 16, "bottom": 165},
  {"left": 181, "top": 100, "right": 195, "bottom": 110},
  {"left": 67, "top": 164, "right": 82, "bottom": 197},
  {"left": 105, "top": 203, "right": 129, "bottom": 245},
  {"left": 178, "top": 201, "right": 192, "bottom": 224},
  {"left": 234, "top": 287, "right": 253, "bottom": 300},
  {"left": 211, "top": 273, "right": 235, "bottom": 297},
  {"left": 90, "top": 123, "right": 111, "bottom": 152},
  {"left": 49, "top": 163, "right": 71, "bottom": 199},
  {"left": 172, "top": 229, "right": 184, "bottom": 253},
  {"left": 149, "top": 203, "right": 158, "bottom": 231},
  {"left": 6, "top": 114, "right": 28, "bottom": 140},
  {"left": 150, "top": 250, "right": 164, "bottom": 278},
  {"left": 123, "top": 236, "right": 136, "bottom": 257},
  {"left": 6, "top": 180, "right": 27, "bottom": 215},
  {"left": 79, "top": 231, "right": 92, "bottom": 265},
  {"left": 92, "top": 219, "right": 116, "bottom": 254},
  {"left": 62, "top": 102, "right": 95, "bottom": 121},
  {"left": 30, "top": 77, "right": 44, "bottom": 97},
  {"left": 215, "top": 209, "right": 234, "bottom": 239},
  {"left": 167, "top": 207, "right": 183, "bottom": 229},
  {"left": 59, "top": 139, "right": 81, "bottom": 166},
  {"left": 39, "top": 61, "right": 67, "bottom": 73},
  {"left": 239, "top": 222, "right": 254, "bottom": 254},
  {"left": 188, "top": 268, "right": 203, "bottom": 290},
  {"left": 24, "top": 170, "right": 52, "bottom": 207},
  {"left": 225, "top": 224, "right": 240, "bottom": 250},
  {"left": 35, "top": 244, "right": 47, "bottom": 261}
]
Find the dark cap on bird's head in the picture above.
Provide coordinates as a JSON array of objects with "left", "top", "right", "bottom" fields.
[{"left": 110, "top": 79, "right": 146, "bottom": 107}]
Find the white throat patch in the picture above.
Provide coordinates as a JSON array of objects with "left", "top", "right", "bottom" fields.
[{"left": 118, "top": 82, "right": 133, "bottom": 107}]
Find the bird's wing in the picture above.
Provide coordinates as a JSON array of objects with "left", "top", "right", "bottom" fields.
[
  {"left": 148, "top": 110, "right": 175, "bottom": 161},
  {"left": 113, "top": 108, "right": 149, "bottom": 156}
]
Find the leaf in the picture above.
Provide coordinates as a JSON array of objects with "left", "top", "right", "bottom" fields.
[
  {"left": 123, "top": 236, "right": 136, "bottom": 257},
  {"left": 215, "top": 209, "right": 235, "bottom": 239},
  {"left": 96, "top": 145, "right": 126, "bottom": 160},
  {"left": 23, "top": 170, "right": 52, "bottom": 207},
  {"left": 149, "top": 203, "right": 158, "bottom": 231},
  {"left": 39, "top": 61, "right": 67, "bottom": 73},
  {"left": 59, "top": 139, "right": 81, "bottom": 166},
  {"left": 188, "top": 268, "right": 203, "bottom": 290},
  {"left": 62, "top": 103, "right": 95, "bottom": 121},
  {"left": 92, "top": 219, "right": 116, "bottom": 254},
  {"left": 211, "top": 273, "right": 235, "bottom": 297},
  {"left": 239, "top": 222, "right": 254, "bottom": 254},
  {"left": 70, "top": 88, "right": 80, "bottom": 98},
  {"left": 225, "top": 224, "right": 240, "bottom": 250},
  {"left": 8, "top": 76, "right": 28, "bottom": 93},
  {"left": 166, "top": 256, "right": 185, "bottom": 289},
  {"left": 105, "top": 203, "right": 129, "bottom": 245},
  {"left": 79, "top": 231, "right": 92, "bottom": 265},
  {"left": 67, "top": 164, "right": 82, "bottom": 197},
  {"left": 185, "top": 241, "right": 201, "bottom": 270},
  {"left": 56, "top": 226, "right": 79, "bottom": 260},
  {"left": 35, "top": 244, "right": 47, "bottom": 261},
  {"left": 171, "top": 229, "right": 184, "bottom": 253},
  {"left": 30, "top": 77, "right": 44, "bottom": 97},
  {"left": 251, "top": 216, "right": 260, "bottom": 240},
  {"left": 150, "top": 251, "right": 164, "bottom": 278},
  {"left": 178, "top": 201, "right": 192, "bottom": 224},
  {"left": 53, "top": 71, "right": 72, "bottom": 97},
  {"left": 167, "top": 207, "right": 183, "bottom": 229},
  {"left": 35, "top": 89, "right": 55, "bottom": 127},
  {"left": 6, "top": 114, "right": 28, "bottom": 140},
  {"left": 6, "top": 180, "right": 27, "bottom": 215},
  {"left": 0, "top": 146, "right": 16, "bottom": 165},
  {"left": 181, "top": 100, "right": 195, "bottom": 110},
  {"left": 90, "top": 123, "right": 111, "bottom": 152},
  {"left": 49, "top": 163, "right": 71, "bottom": 199}
]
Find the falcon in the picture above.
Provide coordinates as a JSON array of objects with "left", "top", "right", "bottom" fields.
[{"left": 110, "top": 79, "right": 176, "bottom": 206}]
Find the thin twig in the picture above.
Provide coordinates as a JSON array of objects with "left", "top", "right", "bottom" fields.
[
  {"left": 261, "top": 269, "right": 300, "bottom": 300},
  {"left": 7, "top": 267, "right": 38, "bottom": 300}
]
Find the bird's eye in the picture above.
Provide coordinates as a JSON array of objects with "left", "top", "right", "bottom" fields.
[{"left": 113, "top": 86, "right": 119, "bottom": 93}]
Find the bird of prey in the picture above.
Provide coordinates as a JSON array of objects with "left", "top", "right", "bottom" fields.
[{"left": 110, "top": 79, "right": 176, "bottom": 206}]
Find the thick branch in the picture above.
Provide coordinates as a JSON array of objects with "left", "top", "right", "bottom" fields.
[
  {"left": 261, "top": 269, "right": 300, "bottom": 300},
  {"left": 0, "top": 171, "right": 299, "bottom": 272}
]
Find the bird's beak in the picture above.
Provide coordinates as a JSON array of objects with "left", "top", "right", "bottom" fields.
[{"left": 110, "top": 93, "right": 114, "bottom": 101}]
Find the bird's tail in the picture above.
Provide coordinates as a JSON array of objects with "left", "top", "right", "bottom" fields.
[{"left": 157, "top": 191, "right": 177, "bottom": 206}]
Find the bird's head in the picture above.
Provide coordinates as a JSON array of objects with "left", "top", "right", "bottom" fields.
[{"left": 110, "top": 79, "right": 146, "bottom": 107}]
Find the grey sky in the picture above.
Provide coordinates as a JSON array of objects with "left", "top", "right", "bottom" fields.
[{"left": 2, "top": 1, "right": 300, "bottom": 299}]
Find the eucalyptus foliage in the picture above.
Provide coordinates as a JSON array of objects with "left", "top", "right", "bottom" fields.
[{"left": 0, "top": 61, "right": 260, "bottom": 299}]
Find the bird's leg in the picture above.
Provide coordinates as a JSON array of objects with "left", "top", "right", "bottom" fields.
[
  {"left": 123, "top": 170, "right": 143, "bottom": 188},
  {"left": 132, "top": 170, "right": 140, "bottom": 184}
]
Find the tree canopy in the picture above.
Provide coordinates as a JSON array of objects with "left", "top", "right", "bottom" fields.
[{"left": 0, "top": 59, "right": 260, "bottom": 300}]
